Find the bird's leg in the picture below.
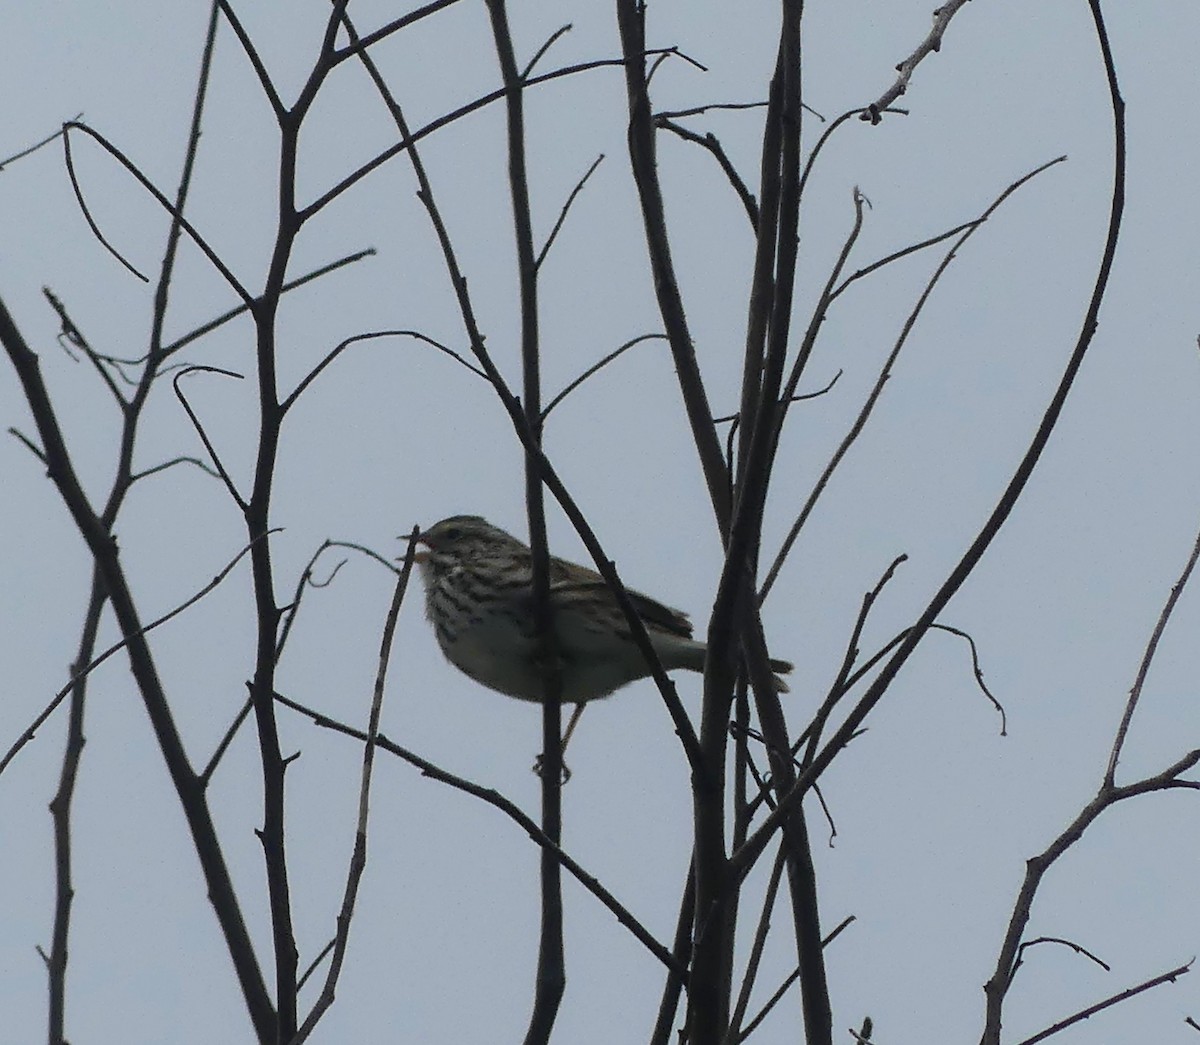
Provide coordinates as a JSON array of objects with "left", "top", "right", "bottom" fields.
[
  {"left": 531, "top": 703, "right": 586, "bottom": 783},
  {"left": 560, "top": 703, "right": 587, "bottom": 754}
]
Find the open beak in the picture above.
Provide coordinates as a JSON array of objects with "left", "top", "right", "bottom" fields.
[{"left": 401, "top": 528, "right": 431, "bottom": 564}]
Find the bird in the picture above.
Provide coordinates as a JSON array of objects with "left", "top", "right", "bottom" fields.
[{"left": 407, "top": 514, "right": 793, "bottom": 708}]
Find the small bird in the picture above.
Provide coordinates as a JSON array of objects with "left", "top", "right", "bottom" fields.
[{"left": 408, "top": 515, "right": 793, "bottom": 705}]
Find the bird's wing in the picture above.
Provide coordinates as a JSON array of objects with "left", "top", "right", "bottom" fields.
[{"left": 547, "top": 571, "right": 693, "bottom": 638}]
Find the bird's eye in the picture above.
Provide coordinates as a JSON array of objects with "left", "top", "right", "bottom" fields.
[{"left": 443, "top": 527, "right": 461, "bottom": 541}]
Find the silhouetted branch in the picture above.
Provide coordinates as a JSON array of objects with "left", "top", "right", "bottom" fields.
[
  {"left": 1013, "top": 937, "right": 1110, "bottom": 978},
  {"left": 63, "top": 122, "right": 251, "bottom": 302},
  {"left": 162, "top": 249, "right": 375, "bottom": 359},
  {"left": 0, "top": 534, "right": 270, "bottom": 779},
  {"left": 172, "top": 366, "right": 248, "bottom": 509},
  {"left": 129, "top": 456, "right": 222, "bottom": 486},
  {"left": 1014, "top": 962, "right": 1191, "bottom": 1045},
  {"left": 542, "top": 333, "right": 667, "bottom": 420},
  {"left": 656, "top": 119, "right": 758, "bottom": 228},
  {"left": 281, "top": 329, "right": 486, "bottom": 414},
  {"left": 536, "top": 154, "right": 604, "bottom": 270},
  {"left": 928, "top": 623, "right": 1007, "bottom": 735},
  {"left": 61, "top": 129, "right": 148, "bottom": 282},
  {"left": 274, "top": 691, "right": 683, "bottom": 977},
  {"left": 0, "top": 114, "right": 81, "bottom": 170},
  {"left": 760, "top": 156, "right": 1066, "bottom": 603},
  {"left": 522, "top": 23, "right": 573, "bottom": 79},
  {"left": 292, "top": 535, "right": 417, "bottom": 1042}
]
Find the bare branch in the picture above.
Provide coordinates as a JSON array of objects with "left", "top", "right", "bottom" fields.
[
  {"left": 199, "top": 696, "right": 254, "bottom": 788},
  {"left": 656, "top": 119, "right": 758, "bottom": 228},
  {"left": 760, "top": 156, "right": 1066, "bottom": 603},
  {"left": 928, "top": 623, "right": 1007, "bottom": 735},
  {"left": 522, "top": 23, "right": 573, "bottom": 79},
  {"left": 0, "top": 535, "right": 270, "bottom": 778},
  {"left": 541, "top": 334, "right": 667, "bottom": 420},
  {"left": 61, "top": 128, "right": 149, "bottom": 282},
  {"left": 536, "top": 154, "right": 605, "bottom": 271},
  {"left": 1014, "top": 962, "right": 1191, "bottom": 1045},
  {"left": 172, "top": 366, "right": 248, "bottom": 509},
  {"left": 0, "top": 114, "right": 81, "bottom": 170},
  {"left": 862, "top": 0, "right": 975, "bottom": 124},
  {"left": 655, "top": 100, "right": 767, "bottom": 120},
  {"left": 291, "top": 534, "right": 418, "bottom": 1042},
  {"left": 1014, "top": 937, "right": 1111, "bottom": 977},
  {"left": 8, "top": 426, "right": 47, "bottom": 464},
  {"left": 63, "top": 122, "right": 253, "bottom": 304},
  {"left": 274, "top": 691, "right": 683, "bottom": 977},
  {"left": 162, "top": 248, "right": 375, "bottom": 360},
  {"left": 1104, "top": 503, "right": 1200, "bottom": 788},
  {"left": 281, "top": 329, "right": 486, "bottom": 415},
  {"left": 129, "top": 455, "right": 222, "bottom": 486}
]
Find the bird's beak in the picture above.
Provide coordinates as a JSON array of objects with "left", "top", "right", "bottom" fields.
[{"left": 401, "top": 529, "right": 431, "bottom": 564}]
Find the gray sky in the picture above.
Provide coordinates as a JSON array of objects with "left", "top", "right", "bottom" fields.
[{"left": 3, "top": 2, "right": 1199, "bottom": 1042}]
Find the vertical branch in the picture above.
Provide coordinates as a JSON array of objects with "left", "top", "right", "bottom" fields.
[
  {"left": 44, "top": 580, "right": 104, "bottom": 1045},
  {"left": 38, "top": 6, "right": 274, "bottom": 1041},
  {"left": 484, "top": 4, "right": 566, "bottom": 1042},
  {"left": 614, "top": 0, "right": 731, "bottom": 533},
  {"left": 290, "top": 542, "right": 417, "bottom": 1043},
  {"left": 235, "top": 6, "right": 349, "bottom": 1035},
  {"left": 0, "top": 296, "right": 276, "bottom": 1042}
]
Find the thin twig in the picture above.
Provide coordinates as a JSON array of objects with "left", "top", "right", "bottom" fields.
[
  {"left": 199, "top": 696, "right": 255, "bottom": 787},
  {"left": 522, "top": 23, "right": 573, "bottom": 79},
  {"left": 536, "top": 154, "right": 604, "bottom": 270},
  {"left": 541, "top": 333, "right": 667, "bottom": 419},
  {"left": 61, "top": 129, "right": 148, "bottom": 282},
  {"left": 656, "top": 119, "right": 758, "bottom": 228},
  {"left": 161, "top": 249, "right": 375, "bottom": 360},
  {"left": 1014, "top": 962, "right": 1192, "bottom": 1045},
  {"left": 129, "top": 456, "right": 222, "bottom": 486},
  {"left": 0, "top": 114, "right": 81, "bottom": 170},
  {"left": 296, "top": 939, "right": 335, "bottom": 993},
  {"left": 172, "top": 366, "right": 248, "bottom": 509},
  {"left": 274, "top": 691, "right": 683, "bottom": 976},
  {"left": 281, "top": 329, "right": 486, "bottom": 414},
  {"left": 734, "top": 915, "right": 856, "bottom": 1043},
  {"left": 1104, "top": 506, "right": 1200, "bottom": 788},
  {"left": 928, "top": 623, "right": 1007, "bottom": 735},
  {"left": 290, "top": 535, "right": 417, "bottom": 1043},
  {"left": 0, "top": 536, "right": 270, "bottom": 778},
  {"left": 63, "top": 122, "right": 252, "bottom": 302},
  {"left": 759, "top": 156, "right": 1066, "bottom": 603},
  {"left": 1013, "top": 936, "right": 1111, "bottom": 977}
]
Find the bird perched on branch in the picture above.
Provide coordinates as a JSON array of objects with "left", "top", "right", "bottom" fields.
[{"left": 408, "top": 514, "right": 792, "bottom": 705}]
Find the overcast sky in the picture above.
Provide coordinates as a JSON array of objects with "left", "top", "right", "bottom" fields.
[{"left": 3, "top": 2, "right": 1200, "bottom": 1043}]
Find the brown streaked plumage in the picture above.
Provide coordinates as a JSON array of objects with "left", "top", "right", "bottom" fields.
[{"left": 409, "top": 515, "right": 792, "bottom": 704}]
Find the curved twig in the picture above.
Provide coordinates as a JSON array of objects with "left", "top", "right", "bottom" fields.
[
  {"left": 129, "top": 455, "right": 222, "bottom": 486},
  {"left": 522, "top": 23, "right": 573, "bottom": 79},
  {"left": 281, "top": 330, "right": 486, "bottom": 414},
  {"left": 541, "top": 333, "right": 667, "bottom": 420},
  {"left": 61, "top": 129, "right": 148, "bottom": 282},
  {"left": 0, "top": 535, "right": 272, "bottom": 778},
  {"left": 63, "top": 122, "right": 253, "bottom": 304},
  {"left": 656, "top": 119, "right": 758, "bottom": 229},
  {"left": 172, "top": 365, "right": 248, "bottom": 509}
]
